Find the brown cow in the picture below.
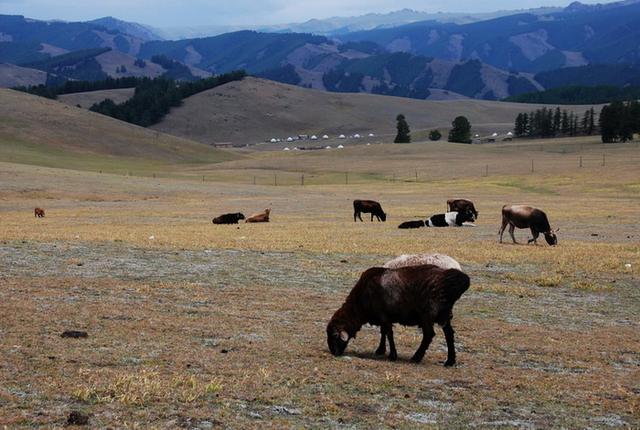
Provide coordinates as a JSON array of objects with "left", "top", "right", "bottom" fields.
[
  {"left": 34, "top": 207, "right": 45, "bottom": 218},
  {"left": 499, "top": 204, "right": 558, "bottom": 245},
  {"left": 446, "top": 199, "right": 478, "bottom": 221},
  {"left": 246, "top": 208, "right": 271, "bottom": 223}
]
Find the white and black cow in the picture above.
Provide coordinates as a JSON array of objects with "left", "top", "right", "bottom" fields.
[{"left": 426, "top": 211, "right": 476, "bottom": 227}]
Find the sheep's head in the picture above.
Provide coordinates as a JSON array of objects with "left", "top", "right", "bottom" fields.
[
  {"left": 326, "top": 323, "right": 350, "bottom": 356},
  {"left": 380, "top": 212, "right": 387, "bottom": 222},
  {"left": 544, "top": 229, "right": 559, "bottom": 246},
  {"left": 237, "top": 213, "right": 245, "bottom": 220}
]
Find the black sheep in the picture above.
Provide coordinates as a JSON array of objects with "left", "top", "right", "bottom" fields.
[{"left": 326, "top": 264, "right": 469, "bottom": 366}]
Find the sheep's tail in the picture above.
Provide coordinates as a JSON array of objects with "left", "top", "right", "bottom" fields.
[{"left": 441, "top": 269, "right": 470, "bottom": 303}]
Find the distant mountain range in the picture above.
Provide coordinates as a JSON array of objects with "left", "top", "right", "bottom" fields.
[
  {"left": 152, "top": 7, "right": 564, "bottom": 39},
  {"left": 1, "top": 0, "right": 640, "bottom": 102}
]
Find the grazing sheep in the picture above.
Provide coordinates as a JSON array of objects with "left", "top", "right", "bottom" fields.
[
  {"left": 212, "top": 212, "right": 245, "bottom": 224},
  {"left": 246, "top": 208, "right": 271, "bottom": 223},
  {"left": 327, "top": 264, "right": 469, "bottom": 366},
  {"left": 34, "top": 207, "right": 45, "bottom": 218},
  {"left": 398, "top": 220, "right": 425, "bottom": 229},
  {"left": 384, "top": 253, "right": 461, "bottom": 271},
  {"left": 499, "top": 204, "right": 558, "bottom": 245}
]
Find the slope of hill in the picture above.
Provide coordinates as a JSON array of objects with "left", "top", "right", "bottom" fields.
[
  {"left": 0, "top": 89, "right": 239, "bottom": 171},
  {"left": 151, "top": 77, "right": 594, "bottom": 144},
  {"left": 0, "top": 63, "right": 47, "bottom": 87},
  {"left": 339, "top": 0, "right": 640, "bottom": 73},
  {"left": 89, "top": 16, "right": 163, "bottom": 42},
  {"left": 58, "top": 88, "right": 135, "bottom": 108}
]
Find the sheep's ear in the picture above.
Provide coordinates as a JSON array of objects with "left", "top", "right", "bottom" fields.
[{"left": 339, "top": 330, "right": 349, "bottom": 342}]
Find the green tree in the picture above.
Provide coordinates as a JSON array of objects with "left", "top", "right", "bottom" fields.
[
  {"left": 428, "top": 129, "right": 442, "bottom": 141},
  {"left": 394, "top": 114, "right": 411, "bottom": 143},
  {"left": 448, "top": 116, "right": 472, "bottom": 143}
]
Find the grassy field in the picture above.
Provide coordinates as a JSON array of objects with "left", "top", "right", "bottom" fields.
[{"left": 0, "top": 127, "right": 638, "bottom": 429}]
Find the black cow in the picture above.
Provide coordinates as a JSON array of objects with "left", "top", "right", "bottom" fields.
[
  {"left": 212, "top": 212, "right": 245, "bottom": 224},
  {"left": 398, "top": 220, "right": 425, "bottom": 229},
  {"left": 353, "top": 200, "right": 386, "bottom": 222}
]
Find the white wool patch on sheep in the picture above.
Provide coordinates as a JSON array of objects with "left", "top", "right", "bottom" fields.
[{"left": 383, "top": 253, "right": 461, "bottom": 270}]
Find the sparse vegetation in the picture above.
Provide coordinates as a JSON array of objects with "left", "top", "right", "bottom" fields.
[{"left": 428, "top": 129, "right": 442, "bottom": 141}]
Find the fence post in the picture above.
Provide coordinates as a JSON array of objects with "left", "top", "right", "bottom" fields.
[
  {"left": 202, "top": 175, "right": 205, "bottom": 182},
  {"left": 274, "top": 174, "right": 277, "bottom": 186},
  {"left": 485, "top": 164, "right": 489, "bottom": 177},
  {"left": 301, "top": 174, "right": 304, "bottom": 186},
  {"left": 602, "top": 153, "right": 606, "bottom": 167},
  {"left": 415, "top": 170, "right": 418, "bottom": 182},
  {"left": 253, "top": 176, "right": 256, "bottom": 185},
  {"left": 345, "top": 172, "right": 349, "bottom": 185},
  {"left": 579, "top": 156, "right": 582, "bottom": 168},
  {"left": 531, "top": 159, "right": 534, "bottom": 173}
]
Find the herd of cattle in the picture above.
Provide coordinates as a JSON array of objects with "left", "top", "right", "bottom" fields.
[
  {"left": 33, "top": 196, "right": 558, "bottom": 366},
  {"left": 352, "top": 198, "right": 558, "bottom": 245}
]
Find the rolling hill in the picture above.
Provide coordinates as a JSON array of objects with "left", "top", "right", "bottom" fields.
[
  {"left": 0, "top": 88, "right": 240, "bottom": 172},
  {"left": 0, "top": 63, "right": 47, "bottom": 87},
  {"left": 150, "top": 77, "right": 596, "bottom": 145}
]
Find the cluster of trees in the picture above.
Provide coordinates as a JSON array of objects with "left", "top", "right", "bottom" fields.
[
  {"left": 514, "top": 107, "right": 596, "bottom": 138},
  {"left": 90, "top": 70, "right": 246, "bottom": 127},
  {"left": 599, "top": 100, "right": 640, "bottom": 143},
  {"left": 506, "top": 85, "right": 640, "bottom": 104},
  {"left": 393, "top": 115, "right": 472, "bottom": 144}
]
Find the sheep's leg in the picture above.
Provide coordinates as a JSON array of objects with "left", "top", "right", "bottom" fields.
[
  {"left": 386, "top": 325, "right": 398, "bottom": 361},
  {"left": 442, "top": 321, "right": 456, "bottom": 367},
  {"left": 508, "top": 224, "right": 518, "bottom": 244},
  {"left": 411, "top": 324, "right": 435, "bottom": 363},
  {"left": 375, "top": 326, "right": 386, "bottom": 355}
]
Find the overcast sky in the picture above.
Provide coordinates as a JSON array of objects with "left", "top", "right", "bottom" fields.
[{"left": 0, "top": 0, "right": 616, "bottom": 27}]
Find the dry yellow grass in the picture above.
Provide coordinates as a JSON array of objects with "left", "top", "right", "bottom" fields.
[{"left": 0, "top": 134, "right": 638, "bottom": 428}]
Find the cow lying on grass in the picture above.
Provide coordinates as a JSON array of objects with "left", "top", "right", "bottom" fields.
[
  {"left": 246, "top": 208, "right": 271, "bottom": 223},
  {"left": 327, "top": 264, "right": 469, "bottom": 366},
  {"left": 398, "top": 220, "right": 425, "bottom": 229},
  {"left": 212, "top": 213, "right": 245, "bottom": 224},
  {"left": 426, "top": 211, "right": 476, "bottom": 227},
  {"left": 353, "top": 200, "right": 386, "bottom": 222},
  {"left": 499, "top": 204, "right": 558, "bottom": 245}
]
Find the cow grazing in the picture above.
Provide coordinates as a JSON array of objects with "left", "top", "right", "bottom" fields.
[
  {"left": 353, "top": 200, "right": 386, "bottom": 222},
  {"left": 34, "top": 207, "right": 45, "bottom": 218},
  {"left": 398, "top": 220, "right": 425, "bottom": 229},
  {"left": 499, "top": 205, "right": 558, "bottom": 245},
  {"left": 326, "top": 264, "right": 470, "bottom": 366},
  {"left": 447, "top": 199, "right": 478, "bottom": 221},
  {"left": 246, "top": 208, "right": 271, "bottom": 223},
  {"left": 426, "top": 211, "right": 475, "bottom": 227},
  {"left": 212, "top": 212, "right": 245, "bottom": 224}
]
